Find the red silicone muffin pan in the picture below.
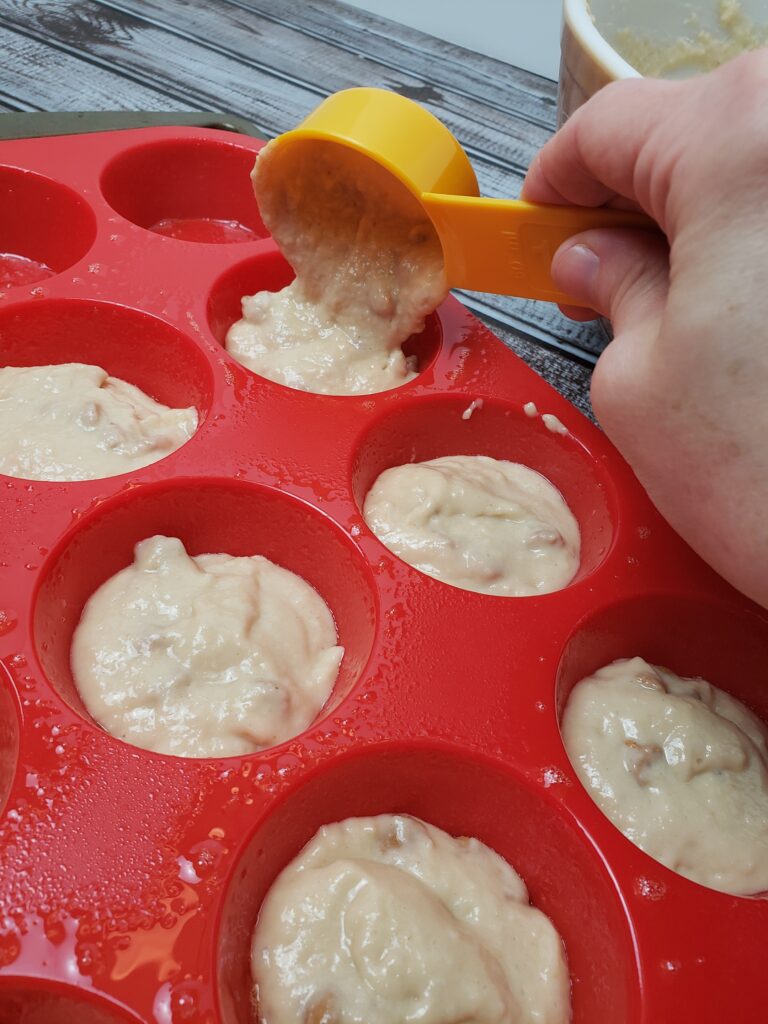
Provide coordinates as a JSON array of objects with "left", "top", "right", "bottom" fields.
[{"left": 0, "top": 124, "right": 765, "bottom": 1024}]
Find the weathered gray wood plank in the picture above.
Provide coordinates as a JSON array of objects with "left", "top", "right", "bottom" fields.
[
  {"left": 3, "top": 0, "right": 548, "bottom": 171},
  {"left": 0, "top": 92, "right": 40, "bottom": 113},
  {"left": 488, "top": 319, "right": 595, "bottom": 420},
  {"left": 0, "top": 21, "right": 195, "bottom": 112},
  {"left": 106, "top": 0, "right": 555, "bottom": 153},
  {"left": 243, "top": 0, "right": 559, "bottom": 125},
  {"left": 0, "top": 0, "right": 318, "bottom": 131}
]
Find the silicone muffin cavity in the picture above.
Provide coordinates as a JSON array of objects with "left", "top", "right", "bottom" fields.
[
  {"left": 33, "top": 479, "right": 378, "bottom": 751},
  {"left": 0, "top": 167, "right": 97, "bottom": 288},
  {"left": 0, "top": 982, "right": 142, "bottom": 1024},
  {"left": 207, "top": 251, "right": 293, "bottom": 347},
  {"left": 100, "top": 139, "right": 268, "bottom": 242},
  {"left": 0, "top": 297, "right": 214, "bottom": 438},
  {"left": 556, "top": 593, "right": 768, "bottom": 721},
  {"left": 352, "top": 395, "right": 617, "bottom": 588},
  {"left": 217, "top": 743, "right": 640, "bottom": 1024},
  {"left": 556, "top": 594, "right": 768, "bottom": 901},
  {"left": 0, "top": 664, "right": 20, "bottom": 818},
  {"left": 206, "top": 250, "right": 443, "bottom": 386}
]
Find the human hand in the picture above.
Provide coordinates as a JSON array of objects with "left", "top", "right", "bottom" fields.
[{"left": 523, "top": 51, "right": 768, "bottom": 609}]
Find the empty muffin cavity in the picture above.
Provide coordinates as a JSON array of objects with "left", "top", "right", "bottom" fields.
[
  {"left": 217, "top": 744, "right": 640, "bottom": 1024},
  {"left": 0, "top": 166, "right": 96, "bottom": 288},
  {"left": 33, "top": 480, "right": 377, "bottom": 758},
  {"left": 100, "top": 138, "right": 267, "bottom": 243},
  {"left": 352, "top": 396, "right": 617, "bottom": 593}
]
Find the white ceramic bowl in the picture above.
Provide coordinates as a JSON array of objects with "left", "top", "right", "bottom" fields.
[{"left": 559, "top": 0, "right": 768, "bottom": 123}]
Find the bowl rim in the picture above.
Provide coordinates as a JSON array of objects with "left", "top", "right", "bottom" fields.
[{"left": 563, "top": 0, "right": 642, "bottom": 80}]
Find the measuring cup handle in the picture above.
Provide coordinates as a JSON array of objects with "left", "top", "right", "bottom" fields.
[{"left": 421, "top": 193, "right": 659, "bottom": 304}]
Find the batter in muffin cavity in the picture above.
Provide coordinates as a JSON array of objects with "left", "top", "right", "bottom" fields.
[
  {"left": 363, "top": 455, "right": 580, "bottom": 596},
  {"left": 563, "top": 657, "right": 768, "bottom": 895},
  {"left": 0, "top": 363, "right": 196, "bottom": 481},
  {"left": 72, "top": 535, "right": 343, "bottom": 758},
  {"left": 252, "top": 814, "right": 570, "bottom": 1024},
  {"left": 226, "top": 140, "right": 446, "bottom": 395}
]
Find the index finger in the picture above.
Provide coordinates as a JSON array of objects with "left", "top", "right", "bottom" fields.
[{"left": 522, "top": 77, "right": 678, "bottom": 216}]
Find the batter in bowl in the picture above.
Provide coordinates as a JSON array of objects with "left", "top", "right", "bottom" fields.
[
  {"left": 562, "top": 657, "right": 768, "bottom": 895},
  {"left": 0, "top": 363, "right": 197, "bottom": 481},
  {"left": 71, "top": 535, "right": 343, "bottom": 758},
  {"left": 363, "top": 455, "right": 580, "bottom": 596},
  {"left": 225, "top": 140, "right": 446, "bottom": 395},
  {"left": 252, "top": 814, "right": 570, "bottom": 1024},
  {"left": 612, "top": 0, "right": 768, "bottom": 79}
]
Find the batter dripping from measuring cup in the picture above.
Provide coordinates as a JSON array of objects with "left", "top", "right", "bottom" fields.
[{"left": 226, "top": 139, "right": 446, "bottom": 395}]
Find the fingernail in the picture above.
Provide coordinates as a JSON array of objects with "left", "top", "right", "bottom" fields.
[{"left": 552, "top": 241, "right": 600, "bottom": 296}]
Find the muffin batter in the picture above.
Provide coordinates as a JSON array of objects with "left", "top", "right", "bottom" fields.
[
  {"left": 0, "top": 363, "right": 196, "bottom": 481},
  {"left": 563, "top": 657, "right": 768, "bottom": 895},
  {"left": 71, "top": 535, "right": 343, "bottom": 758},
  {"left": 226, "top": 140, "right": 446, "bottom": 395},
  {"left": 612, "top": 0, "right": 768, "bottom": 78},
  {"left": 363, "top": 455, "right": 580, "bottom": 596},
  {"left": 252, "top": 814, "right": 570, "bottom": 1024}
]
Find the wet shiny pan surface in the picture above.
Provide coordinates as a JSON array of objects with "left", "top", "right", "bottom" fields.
[{"left": 0, "top": 126, "right": 765, "bottom": 1023}]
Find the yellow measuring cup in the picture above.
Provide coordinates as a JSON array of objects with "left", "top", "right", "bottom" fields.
[{"left": 265, "top": 87, "right": 655, "bottom": 306}]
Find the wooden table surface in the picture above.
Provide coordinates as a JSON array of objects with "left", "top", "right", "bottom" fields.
[{"left": 0, "top": 0, "right": 604, "bottom": 416}]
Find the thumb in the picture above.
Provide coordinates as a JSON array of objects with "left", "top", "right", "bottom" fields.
[{"left": 551, "top": 228, "right": 670, "bottom": 334}]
